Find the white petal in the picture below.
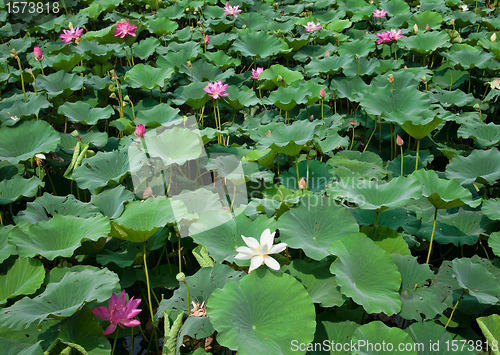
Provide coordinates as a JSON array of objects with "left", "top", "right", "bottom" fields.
[
  {"left": 234, "top": 249, "right": 254, "bottom": 260},
  {"left": 259, "top": 228, "right": 275, "bottom": 248},
  {"left": 268, "top": 242, "right": 287, "bottom": 254},
  {"left": 241, "top": 235, "right": 260, "bottom": 249},
  {"left": 259, "top": 242, "right": 270, "bottom": 255},
  {"left": 263, "top": 256, "right": 280, "bottom": 270},
  {"left": 249, "top": 255, "right": 264, "bottom": 272}
]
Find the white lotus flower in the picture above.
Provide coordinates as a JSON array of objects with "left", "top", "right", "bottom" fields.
[{"left": 235, "top": 229, "right": 287, "bottom": 272}]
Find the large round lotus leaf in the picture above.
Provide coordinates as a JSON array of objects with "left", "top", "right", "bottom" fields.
[
  {"left": 406, "top": 322, "right": 459, "bottom": 355},
  {"left": 432, "top": 64, "right": 468, "bottom": 90},
  {"left": 458, "top": 121, "right": 500, "bottom": 147},
  {"left": 191, "top": 212, "right": 275, "bottom": 263},
  {"left": 147, "top": 17, "right": 178, "bottom": 35},
  {"left": 410, "top": 169, "right": 480, "bottom": 209},
  {"left": 452, "top": 258, "right": 500, "bottom": 304},
  {"left": 338, "top": 38, "right": 376, "bottom": 57},
  {"left": 146, "top": 127, "right": 203, "bottom": 166},
  {"left": 132, "top": 37, "right": 160, "bottom": 60},
  {"left": 204, "top": 50, "right": 241, "bottom": 70},
  {"left": 419, "top": 209, "right": 483, "bottom": 246},
  {"left": 484, "top": 198, "right": 500, "bottom": 221},
  {"left": 326, "top": 150, "right": 386, "bottom": 181},
  {"left": 329, "top": 233, "right": 402, "bottom": 315},
  {"left": 0, "top": 225, "right": 15, "bottom": 263},
  {"left": 0, "top": 175, "right": 43, "bottom": 205},
  {"left": 124, "top": 63, "right": 174, "bottom": 90},
  {"left": 0, "top": 120, "right": 60, "bottom": 164},
  {"left": 73, "top": 149, "right": 130, "bottom": 194},
  {"left": 207, "top": 269, "right": 316, "bottom": 355},
  {"left": 58, "top": 101, "right": 113, "bottom": 125},
  {"left": 231, "top": 31, "right": 284, "bottom": 58},
  {"left": 263, "top": 86, "right": 307, "bottom": 111},
  {"left": 328, "top": 176, "right": 421, "bottom": 213},
  {"left": 343, "top": 57, "right": 380, "bottom": 77},
  {"left": 445, "top": 148, "right": 500, "bottom": 185},
  {"left": 15, "top": 193, "right": 100, "bottom": 225},
  {"left": 0, "top": 257, "right": 45, "bottom": 306},
  {"left": 36, "top": 71, "right": 85, "bottom": 97},
  {"left": 10, "top": 214, "right": 111, "bottom": 260},
  {"left": 135, "top": 103, "right": 181, "bottom": 127},
  {"left": 304, "top": 55, "right": 353, "bottom": 76},
  {"left": 409, "top": 10, "right": 443, "bottom": 30},
  {"left": 73, "top": 40, "right": 121, "bottom": 63},
  {"left": 307, "top": 320, "right": 359, "bottom": 355},
  {"left": 0, "top": 267, "right": 119, "bottom": 329},
  {"left": 489, "top": 232, "right": 500, "bottom": 258},
  {"left": 156, "top": 263, "right": 244, "bottom": 318},
  {"left": 399, "top": 31, "right": 451, "bottom": 55},
  {"left": 429, "top": 88, "right": 474, "bottom": 108},
  {"left": 179, "top": 60, "right": 235, "bottom": 82},
  {"left": 393, "top": 254, "right": 446, "bottom": 321},
  {"left": 259, "top": 64, "right": 304, "bottom": 89},
  {"left": 256, "top": 120, "right": 316, "bottom": 156},
  {"left": 477, "top": 314, "right": 500, "bottom": 354},
  {"left": 110, "top": 198, "right": 181, "bottom": 243},
  {"left": 279, "top": 159, "right": 333, "bottom": 192},
  {"left": 444, "top": 48, "right": 495, "bottom": 69},
  {"left": 90, "top": 186, "right": 135, "bottom": 219},
  {"left": 0, "top": 95, "right": 50, "bottom": 123},
  {"left": 282, "top": 259, "right": 345, "bottom": 307},
  {"left": 225, "top": 86, "right": 260, "bottom": 110},
  {"left": 277, "top": 196, "right": 359, "bottom": 261},
  {"left": 331, "top": 76, "right": 370, "bottom": 99},
  {"left": 352, "top": 321, "right": 416, "bottom": 355},
  {"left": 359, "top": 226, "right": 411, "bottom": 255},
  {"left": 171, "top": 81, "right": 211, "bottom": 109}
]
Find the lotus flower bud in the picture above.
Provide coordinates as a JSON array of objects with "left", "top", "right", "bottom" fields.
[
  {"left": 413, "top": 24, "right": 418, "bottom": 34},
  {"left": 299, "top": 177, "right": 306, "bottom": 190},
  {"left": 176, "top": 272, "right": 186, "bottom": 282},
  {"left": 491, "top": 33, "right": 497, "bottom": 42},
  {"left": 425, "top": 23, "right": 430, "bottom": 31},
  {"left": 396, "top": 135, "right": 404, "bottom": 146},
  {"left": 325, "top": 50, "right": 330, "bottom": 57},
  {"left": 388, "top": 74, "right": 394, "bottom": 83},
  {"left": 34, "top": 46, "right": 43, "bottom": 61},
  {"left": 187, "top": 60, "right": 192, "bottom": 68},
  {"left": 135, "top": 124, "right": 146, "bottom": 138},
  {"left": 265, "top": 130, "right": 271, "bottom": 136},
  {"left": 123, "top": 95, "right": 130, "bottom": 102},
  {"left": 204, "top": 34, "right": 210, "bottom": 45},
  {"left": 109, "top": 92, "right": 117, "bottom": 99},
  {"left": 320, "top": 87, "right": 326, "bottom": 98}
]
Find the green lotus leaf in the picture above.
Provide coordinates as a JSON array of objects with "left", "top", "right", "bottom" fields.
[
  {"left": 360, "top": 226, "right": 411, "bottom": 255},
  {"left": 231, "top": 31, "right": 284, "bottom": 58},
  {"left": 135, "top": 103, "right": 181, "bottom": 127},
  {"left": 110, "top": 197, "right": 181, "bottom": 243},
  {"left": 145, "top": 127, "right": 203, "bottom": 166},
  {"left": 0, "top": 175, "right": 43, "bottom": 205},
  {"left": 283, "top": 34, "right": 310, "bottom": 52},
  {"left": 429, "top": 87, "right": 474, "bottom": 107},
  {"left": 0, "top": 266, "right": 119, "bottom": 329},
  {"left": 343, "top": 57, "right": 380, "bottom": 77},
  {"left": 90, "top": 186, "right": 135, "bottom": 220},
  {"left": 330, "top": 233, "right": 402, "bottom": 315},
  {"left": 0, "top": 120, "right": 60, "bottom": 164},
  {"left": 445, "top": 148, "right": 500, "bottom": 185},
  {"left": 10, "top": 214, "right": 110, "bottom": 260},
  {"left": 256, "top": 120, "right": 316, "bottom": 156},
  {"left": 444, "top": 48, "right": 495, "bottom": 69},
  {"left": 458, "top": 121, "right": 500, "bottom": 147},
  {"left": 0, "top": 95, "right": 50, "bottom": 123},
  {"left": 0, "top": 323, "right": 44, "bottom": 355},
  {"left": 432, "top": 64, "right": 468, "bottom": 90},
  {"left": 409, "top": 10, "right": 443, "bottom": 30},
  {"left": 171, "top": 81, "right": 211, "bottom": 109},
  {"left": 419, "top": 209, "right": 483, "bottom": 246},
  {"left": 0, "top": 257, "right": 45, "bottom": 306},
  {"left": 283, "top": 259, "right": 346, "bottom": 307},
  {"left": 72, "top": 149, "right": 130, "bottom": 194},
  {"left": 203, "top": 50, "right": 241, "bottom": 70},
  {"left": 225, "top": 86, "right": 260, "bottom": 110},
  {"left": 279, "top": 159, "right": 333, "bottom": 192},
  {"left": 131, "top": 37, "right": 160, "bottom": 60},
  {"left": 263, "top": 85, "right": 307, "bottom": 111},
  {"left": 307, "top": 320, "right": 359, "bottom": 355},
  {"left": 259, "top": 64, "right": 304, "bottom": 89},
  {"left": 237, "top": 12, "right": 273, "bottom": 31},
  {"left": 208, "top": 32, "right": 238, "bottom": 49},
  {"left": 406, "top": 322, "right": 459, "bottom": 355},
  {"left": 452, "top": 258, "right": 500, "bottom": 304},
  {"left": 327, "top": 150, "right": 386, "bottom": 181},
  {"left": 73, "top": 40, "right": 121, "bottom": 64},
  {"left": 0, "top": 225, "right": 15, "bottom": 263},
  {"left": 175, "top": 317, "right": 215, "bottom": 353},
  {"left": 191, "top": 212, "right": 275, "bottom": 263},
  {"left": 338, "top": 38, "right": 376, "bottom": 57},
  {"left": 207, "top": 269, "right": 316, "bottom": 355},
  {"left": 410, "top": 169, "right": 480, "bottom": 209},
  {"left": 304, "top": 55, "right": 353, "bottom": 77},
  {"left": 37, "top": 51, "right": 84, "bottom": 72},
  {"left": 352, "top": 321, "right": 417, "bottom": 354},
  {"left": 37, "top": 71, "right": 85, "bottom": 97},
  {"left": 370, "top": 69, "right": 419, "bottom": 90},
  {"left": 477, "top": 314, "right": 500, "bottom": 355},
  {"left": 332, "top": 76, "right": 370, "bottom": 99},
  {"left": 124, "top": 64, "right": 174, "bottom": 90},
  {"left": 483, "top": 198, "right": 500, "bottom": 222},
  {"left": 59, "top": 306, "right": 111, "bottom": 355},
  {"left": 146, "top": 17, "right": 178, "bottom": 35},
  {"left": 315, "top": 132, "right": 350, "bottom": 154},
  {"left": 60, "top": 129, "right": 108, "bottom": 149},
  {"left": 156, "top": 263, "right": 244, "bottom": 319},
  {"left": 179, "top": 59, "right": 235, "bottom": 83},
  {"left": 328, "top": 176, "right": 422, "bottom": 213},
  {"left": 58, "top": 101, "right": 113, "bottom": 125},
  {"left": 277, "top": 196, "right": 359, "bottom": 260},
  {"left": 157, "top": 49, "right": 201, "bottom": 70},
  {"left": 398, "top": 31, "right": 451, "bottom": 55}
]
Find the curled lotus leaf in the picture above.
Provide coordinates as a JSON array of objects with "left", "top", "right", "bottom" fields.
[{"left": 445, "top": 148, "right": 500, "bottom": 185}]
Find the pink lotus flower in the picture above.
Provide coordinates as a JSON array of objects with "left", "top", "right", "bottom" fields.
[
  {"left": 375, "top": 29, "right": 406, "bottom": 44},
  {"left": 59, "top": 24, "right": 84, "bottom": 44},
  {"left": 204, "top": 34, "right": 210, "bottom": 45},
  {"left": 92, "top": 290, "right": 142, "bottom": 335},
  {"left": 299, "top": 177, "right": 306, "bottom": 190},
  {"left": 250, "top": 67, "right": 264, "bottom": 80},
  {"left": 115, "top": 21, "right": 137, "bottom": 38},
  {"left": 372, "top": 9, "right": 388, "bottom": 18},
  {"left": 304, "top": 21, "right": 322, "bottom": 32},
  {"left": 319, "top": 87, "right": 326, "bottom": 98},
  {"left": 224, "top": 2, "right": 242, "bottom": 17},
  {"left": 34, "top": 46, "right": 43, "bottom": 61},
  {"left": 203, "top": 81, "right": 229, "bottom": 99},
  {"left": 135, "top": 124, "right": 146, "bottom": 138}
]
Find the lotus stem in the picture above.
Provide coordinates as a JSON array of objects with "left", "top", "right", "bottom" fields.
[
  {"left": 0, "top": 211, "right": 3, "bottom": 225},
  {"left": 468, "top": 69, "right": 471, "bottom": 94},
  {"left": 321, "top": 99, "right": 324, "bottom": 119},
  {"left": 39, "top": 60, "right": 44, "bottom": 75},
  {"left": 111, "top": 330, "right": 119, "bottom": 355},
  {"left": 143, "top": 243, "right": 155, "bottom": 323},
  {"left": 15, "top": 57, "right": 27, "bottom": 103},
  {"left": 374, "top": 212, "right": 379, "bottom": 229},
  {"left": 306, "top": 156, "right": 309, "bottom": 191},
  {"left": 415, "top": 139, "right": 420, "bottom": 171},
  {"left": 400, "top": 146, "right": 404, "bottom": 176},
  {"left": 363, "top": 115, "right": 378, "bottom": 153},
  {"left": 445, "top": 289, "right": 464, "bottom": 328},
  {"left": 479, "top": 238, "right": 490, "bottom": 260},
  {"left": 350, "top": 126, "right": 355, "bottom": 150},
  {"left": 130, "top": 328, "right": 134, "bottom": 355},
  {"left": 425, "top": 208, "right": 438, "bottom": 264},
  {"left": 295, "top": 156, "right": 300, "bottom": 190},
  {"left": 178, "top": 237, "right": 182, "bottom": 273}
]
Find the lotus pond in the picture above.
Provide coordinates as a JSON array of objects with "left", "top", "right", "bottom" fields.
[{"left": 3, "top": 0, "right": 500, "bottom": 353}]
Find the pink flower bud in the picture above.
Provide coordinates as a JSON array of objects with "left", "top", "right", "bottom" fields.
[
  {"left": 135, "top": 124, "right": 146, "bottom": 138},
  {"left": 325, "top": 50, "right": 330, "bottom": 57},
  {"left": 265, "top": 130, "right": 271, "bottom": 136},
  {"left": 34, "top": 46, "right": 43, "bottom": 61},
  {"left": 319, "top": 87, "right": 326, "bottom": 98},
  {"left": 425, "top": 24, "right": 430, "bottom": 31},
  {"left": 204, "top": 34, "right": 210, "bottom": 45},
  {"left": 299, "top": 177, "right": 306, "bottom": 190},
  {"left": 396, "top": 135, "right": 404, "bottom": 146}
]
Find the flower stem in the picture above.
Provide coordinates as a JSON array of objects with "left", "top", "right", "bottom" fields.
[
  {"left": 16, "top": 57, "right": 27, "bottom": 103},
  {"left": 400, "top": 146, "right": 404, "bottom": 176},
  {"left": 142, "top": 243, "right": 155, "bottom": 324},
  {"left": 415, "top": 139, "right": 420, "bottom": 171},
  {"left": 425, "top": 208, "right": 438, "bottom": 264},
  {"left": 321, "top": 98, "right": 324, "bottom": 119},
  {"left": 111, "top": 330, "right": 119, "bottom": 355},
  {"left": 295, "top": 156, "right": 300, "bottom": 189},
  {"left": 39, "top": 61, "right": 44, "bottom": 75},
  {"left": 178, "top": 237, "right": 182, "bottom": 273},
  {"left": 445, "top": 289, "right": 464, "bottom": 328}
]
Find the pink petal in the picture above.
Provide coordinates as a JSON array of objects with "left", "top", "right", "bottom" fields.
[
  {"left": 103, "top": 324, "right": 117, "bottom": 335},
  {"left": 92, "top": 306, "right": 111, "bottom": 320},
  {"left": 122, "top": 319, "right": 141, "bottom": 327}
]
